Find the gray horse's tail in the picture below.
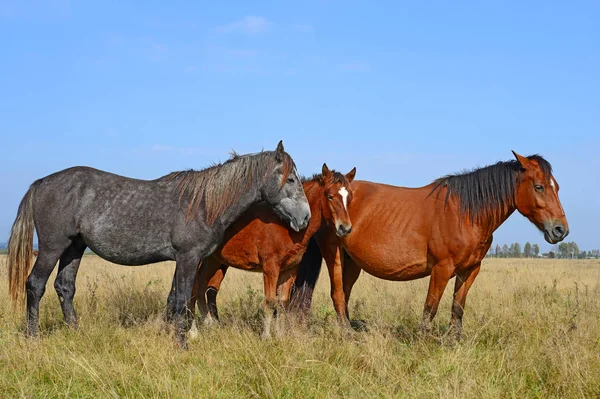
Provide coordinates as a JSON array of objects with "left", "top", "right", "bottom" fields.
[{"left": 8, "top": 180, "right": 40, "bottom": 308}]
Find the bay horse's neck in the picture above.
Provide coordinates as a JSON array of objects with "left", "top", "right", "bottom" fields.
[
  {"left": 301, "top": 181, "right": 326, "bottom": 240},
  {"left": 480, "top": 202, "right": 517, "bottom": 238},
  {"left": 449, "top": 184, "right": 518, "bottom": 239},
  {"left": 433, "top": 162, "right": 522, "bottom": 239}
]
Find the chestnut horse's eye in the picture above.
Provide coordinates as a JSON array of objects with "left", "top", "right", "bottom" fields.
[
  {"left": 535, "top": 184, "right": 544, "bottom": 193},
  {"left": 327, "top": 194, "right": 333, "bottom": 200}
]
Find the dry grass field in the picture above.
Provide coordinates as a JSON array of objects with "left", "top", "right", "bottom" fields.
[{"left": 0, "top": 255, "right": 599, "bottom": 398}]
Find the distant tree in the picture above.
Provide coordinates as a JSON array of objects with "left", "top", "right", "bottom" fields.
[
  {"left": 532, "top": 244, "right": 540, "bottom": 257},
  {"left": 558, "top": 242, "right": 569, "bottom": 259},
  {"left": 548, "top": 251, "right": 555, "bottom": 259},
  {"left": 502, "top": 244, "right": 509, "bottom": 258},
  {"left": 495, "top": 244, "right": 501, "bottom": 258},
  {"left": 567, "top": 242, "right": 579, "bottom": 259},
  {"left": 511, "top": 242, "right": 522, "bottom": 258},
  {"left": 523, "top": 242, "right": 532, "bottom": 258},
  {"left": 580, "top": 250, "right": 587, "bottom": 259}
]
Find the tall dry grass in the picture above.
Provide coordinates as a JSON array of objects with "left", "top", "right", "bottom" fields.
[{"left": 1, "top": 255, "right": 599, "bottom": 398}]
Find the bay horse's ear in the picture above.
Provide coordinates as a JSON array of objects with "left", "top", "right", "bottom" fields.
[
  {"left": 512, "top": 150, "right": 530, "bottom": 169},
  {"left": 322, "top": 163, "right": 331, "bottom": 177},
  {"left": 345, "top": 167, "right": 356, "bottom": 183},
  {"left": 275, "top": 140, "right": 284, "bottom": 162}
]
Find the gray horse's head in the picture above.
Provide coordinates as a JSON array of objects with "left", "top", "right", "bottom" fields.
[{"left": 262, "top": 141, "right": 311, "bottom": 232}]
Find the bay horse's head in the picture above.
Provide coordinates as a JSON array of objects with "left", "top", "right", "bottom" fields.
[
  {"left": 320, "top": 163, "right": 356, "bottom": 237},
  {"left": 262, "top": 141, "right": 311, "bottom": 232},
  {"left": 512, "top": 151, "right": 569, "bottom": 244}
]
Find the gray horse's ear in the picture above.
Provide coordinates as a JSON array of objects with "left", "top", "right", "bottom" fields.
[
  {"left": 275, "top": 140, "right": 285, "bottom": 162},
  {"left": 345, "top": 167, "right": 356, "bottom": 183}
]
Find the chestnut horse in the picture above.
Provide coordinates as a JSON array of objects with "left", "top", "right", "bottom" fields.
[
  {"left": 299, "top": 152, "right": 569, "bottom": 340},
  {"left": 191, "top": 164, "right": 356, "bottom": 338}
]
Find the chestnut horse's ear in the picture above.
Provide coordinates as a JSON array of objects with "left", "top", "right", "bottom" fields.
[
  {"left": 345, "top": 167, "right": 356, "bottom": 183},
  {"left": 512, "top": 150, "right": 530, "bottom": 169},
  {"left": 275, "top": 140, "right": 284, "bottom": 162},
  {"left": 322, "top": 163, "right": 331, "bottom": 177}
]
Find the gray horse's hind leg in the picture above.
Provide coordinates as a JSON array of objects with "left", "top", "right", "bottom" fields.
[
  {"left": 54, "top": 239, "right": 86, "bottom": 329},
  {"left": 26, "top": 246, "right": 68, "bottom": 336}
]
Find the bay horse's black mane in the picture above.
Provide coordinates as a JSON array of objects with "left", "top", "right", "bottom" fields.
[
  {"left": 431, "top": 154, "right": 553, "bottom": 224},
  {"left": 165, "top": 150, "right": 294, "bottom": 223},
  {"left": 301, "top": 170, "right": 348, "bottom": 185}
]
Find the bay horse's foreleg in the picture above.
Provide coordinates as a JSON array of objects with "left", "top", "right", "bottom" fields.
[
  {"left": 419, "top": 260, "right": 455, "bottom": 335},
  {"left": 192, "top": 257, "right": 222, "bottom": 326},
  {"left": 172, "top": 252, "right": 203, "bottom": 349},
  {"left": 449, "top": 263, "right": 481, "bottom": 341},
  {"left": 262, "top": 261, "right": 281, "bottom": 339},
  {"left": 54, "top": 240, "right": 86, "bottom": 329},
  {"left": 277, "top": 267, "right": 297, "bottom": 310},
  {"left": 342, "top": 253, "right": 362, "bottom": 321},
  {"left": 324, "top": 245, "right": 349, "bottom": 324},
  {"left": 206, "top": 265, "right": 228, "bottom": 322},
  {"left": 26, "top": 246, "right": 68, "bottom": 336},
  {"left": 272, "top": 267, "right": 297, "bottom": 337}
]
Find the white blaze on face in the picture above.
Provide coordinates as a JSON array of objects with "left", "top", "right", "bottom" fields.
[{"left": 339, "top": 186, "right": 349, "bottom": 211}]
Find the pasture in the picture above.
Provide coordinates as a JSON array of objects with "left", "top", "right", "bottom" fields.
[{"left": 1, "top": 256, "right": 599, "bottom": 398}]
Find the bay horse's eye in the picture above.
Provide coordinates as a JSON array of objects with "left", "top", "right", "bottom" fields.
[
  {"left": 327, "top": 194, "right": 333, "bottom": 200},
  {"left": 535, "top": 184, "right": 544, "bottom": 193}
]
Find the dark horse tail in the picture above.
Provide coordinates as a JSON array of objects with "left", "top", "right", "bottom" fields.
[
  {"left": 8, "top": 180, "right": 40, "bottom": 308},
  {"left": 289, "top": 236, "right": 323, "bottom": 315}
]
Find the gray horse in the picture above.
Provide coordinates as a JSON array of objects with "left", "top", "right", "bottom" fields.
[{"left": 7, "top": 141, "right": 310, "bottom": 347}]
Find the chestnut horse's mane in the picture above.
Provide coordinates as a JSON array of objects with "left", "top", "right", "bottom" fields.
[
  {"left": 431, "top": 154, "right": 553, "bottom": 225},
  {"left": 301, "top": 171, "right": 348, "bottom": 186},
  {"left": 165, "top": 151, "right": 294, "bottom": 224}
]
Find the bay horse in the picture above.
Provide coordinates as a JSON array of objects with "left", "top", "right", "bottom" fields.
[
  {"left": 297, "top": 152, "right": 569, "bottom": 340},
  {"left": 7, "top": 141, "right": 311, "bottom": 347},
  {"left": 190, "top": 164, "right": 356, "bottom": 338}
]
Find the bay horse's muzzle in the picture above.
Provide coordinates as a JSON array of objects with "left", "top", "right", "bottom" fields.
[
  {"left": 543, "top": 221, "right": 569, "bottom": 244},
  {"left": 336, "top": 224, "right": 352, "bottom": 237}
]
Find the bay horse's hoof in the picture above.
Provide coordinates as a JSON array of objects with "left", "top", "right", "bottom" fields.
[
  {"left": 188, "top": 320, "right": 199, "bottom": 340},
  {"left": 445, "top": 329, "right": 462, "bottom": 346},
  {"left": 350, "top": 319, "right": 369, "bottom": 332},
  {"left": 177, "top": 336, "right": 189, "bottom": 350}
]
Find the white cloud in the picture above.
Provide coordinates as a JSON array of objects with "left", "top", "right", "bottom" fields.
[{"left": 217, "top": 16, "right": 269, "bottom": 35}]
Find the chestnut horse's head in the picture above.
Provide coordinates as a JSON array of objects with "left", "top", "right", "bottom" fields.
[
  {"left": 320, "top": 164, "right": 356, "bottom": 237},
  {"left": 512, "top": 151, "right": 569, "bottom": 244}
]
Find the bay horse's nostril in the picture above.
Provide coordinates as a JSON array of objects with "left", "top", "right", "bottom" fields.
[{"left": 553, "top": 225, "right": 566, "bottom": 238}]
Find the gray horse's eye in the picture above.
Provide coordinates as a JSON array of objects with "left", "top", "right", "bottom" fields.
[{"left": 286, "top": 177, "right": 294, "bottom": 184}]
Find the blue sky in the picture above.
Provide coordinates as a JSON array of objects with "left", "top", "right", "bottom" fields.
[{"left": 1, "top": 1, "right": 599, "bottom": 251}]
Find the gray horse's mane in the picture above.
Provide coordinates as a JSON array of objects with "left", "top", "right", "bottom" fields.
[{"left": 165, "top": 151, "right": 293, "bottom": 224}]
